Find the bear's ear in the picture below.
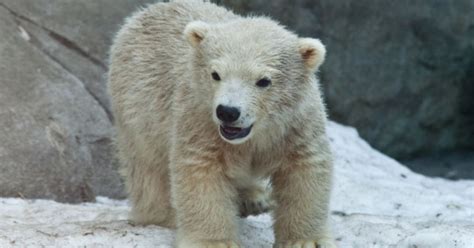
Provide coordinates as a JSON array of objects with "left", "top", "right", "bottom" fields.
[
  {"left": 184, "top": 21, "right": 210, "bottom": 48},
  {"left": 298, "top": 38, "right": 326, "bottom": 71}
]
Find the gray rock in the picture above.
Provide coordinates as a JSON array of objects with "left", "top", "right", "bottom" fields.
[
  {"left": 1, "top": 0, "right": 154, "bottom": 64},
  {"left": 216, "top": 0, "right": 474, "bottom": 159},
  {"left": 0, "top": 0, "right": 155, "bottom": 202},
  {"left": 0, "top": 0, "right": 156, "bottom": 118},
  {"left": 403, "top": 150, "right": 474, "bottom": 180},
  {"left": 1, "top": 0, "right": 472, "bottom": 202}
]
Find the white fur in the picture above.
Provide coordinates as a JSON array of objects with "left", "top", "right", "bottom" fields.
[{"left": 108, "top": 1, "right": 334, "bottom": 248}]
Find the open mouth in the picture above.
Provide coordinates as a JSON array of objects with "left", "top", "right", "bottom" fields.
[{"left": 219, "top": 125, "right": 253, "bottom": 140}]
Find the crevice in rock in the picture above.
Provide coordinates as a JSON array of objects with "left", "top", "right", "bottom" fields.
[
  {"left": 47, "top": 31, "right": 107, "bottom": 70},
  {"left": 29, "top": 30, "right": 113, "bottom": 121},
  {"left": 0, "top": 2, "right": 107, "bottom": 70},
  {"left": 0, "top": 3, "right": 113, "bottom": 122}
]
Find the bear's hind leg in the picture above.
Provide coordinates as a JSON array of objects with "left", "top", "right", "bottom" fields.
[{"left": 121, "top": 149, "right": 176, "bottom": 228}]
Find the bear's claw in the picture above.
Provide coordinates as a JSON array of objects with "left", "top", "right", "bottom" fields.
[{"left": 239, "top": 185, "right": 275, "bottom": 217}]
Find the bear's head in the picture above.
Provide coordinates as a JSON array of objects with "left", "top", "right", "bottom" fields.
[{"left": 184, "top": 18, "right": 326, "bottom": 145}]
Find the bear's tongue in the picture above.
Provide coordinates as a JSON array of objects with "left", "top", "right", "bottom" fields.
[{"left": 222, "top": 126, "right": 242, "bottom": 134}]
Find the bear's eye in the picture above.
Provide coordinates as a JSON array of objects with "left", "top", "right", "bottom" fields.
[
  {"left": 211, "top": 72, "right": 221, "bottom": 81},
  {"left": 256, "top": 78, "right": 271, "bottom": 88}
]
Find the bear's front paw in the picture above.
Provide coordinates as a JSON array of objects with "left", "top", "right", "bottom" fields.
[
  {"left": 273, "top": 238, "right": 336, "bottom": 248},
  {"left": 178, "top": 239, "right": 240, "bottom": 248},
  {"left": 239, "top": 186, "right": 275, "bottom": 217}
]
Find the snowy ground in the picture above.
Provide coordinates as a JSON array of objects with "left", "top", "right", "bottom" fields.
[{"left": 1, "top": 122, "right": 473, "bottom": 248}]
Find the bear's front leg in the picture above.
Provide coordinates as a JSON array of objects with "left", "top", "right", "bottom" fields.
[
  {"left": 271, "top": 136, "right": 336, "bottom": 248},
  {"left": 171, "top": 153, "right": 240, "bottom": 248}
]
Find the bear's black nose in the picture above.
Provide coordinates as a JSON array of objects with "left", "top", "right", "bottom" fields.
[{"left": 216, "top": 105, "right": 240, "bottom": 123}]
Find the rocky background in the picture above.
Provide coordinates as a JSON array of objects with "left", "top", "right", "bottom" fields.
[
  {"left": 216, "top": 0, "right": 474, "bottom": 179},
  {"left": 0, "top": 0, "right": 154, "bottom": 202},
  {"left": 0, "top": 0, "right": 472, "bottom": 202}
]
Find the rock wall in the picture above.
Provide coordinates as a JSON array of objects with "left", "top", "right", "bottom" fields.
[
  {"left": 1, "top": 0, "right": 472, "bottom": 202},
  {"left": 0, "top": 0, "right": 156, "bottom": 202},
  {"left": 216, "top": 0, "right": 474, "bottom": 159}
]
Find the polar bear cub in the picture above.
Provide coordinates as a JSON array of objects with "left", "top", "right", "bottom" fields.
[{"left": 108, "top": 1, "right": 335, "bottom": 247}]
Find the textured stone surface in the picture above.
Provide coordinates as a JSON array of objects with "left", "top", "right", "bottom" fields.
[
  {"left": 216, "top": 0, "right": 474, "bottom": 159},
  {"left": 0, "top": 0, "right": 156, "bottom": 118},
  {"left": 0, "top": 0, "right": 472, "bottom": 202},
  {"left": 0, "top": 0, "right": 155, "bottom": 202}
]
